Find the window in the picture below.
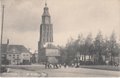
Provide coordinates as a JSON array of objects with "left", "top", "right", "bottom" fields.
[
  {"left": 13, "top": 54, "right": 15, "bottom": 58},
  {"left": 17, "top": 55, "right": 19, "bottom": 58},
  {"left": 13, "top": 60, "right": 15, "bottom": 62}
]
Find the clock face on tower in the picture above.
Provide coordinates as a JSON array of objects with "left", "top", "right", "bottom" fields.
[{"left": 45, "top": 17, "right": 50, "bottom": 24}]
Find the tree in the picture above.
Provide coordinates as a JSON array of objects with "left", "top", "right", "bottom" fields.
[
  {"left": 58, "top": 46, "right": 68, "bottom": 64},
  {"left": 76, "top": 34, "right": 85, "bottom": 64},
  {"left": 108, "top": 32, "right": 119, "bottom": 65},
  {"left": 84, "top": 33, "right": 93, "bottom": 61},
  {"left": 65, "top": 37, "right": 76, "bottom": 64},
  {"left": 64, "top": 34, "right": 85, "bottom": 65},
  {"left": 77, "top": 34, "right": 85, "bottom": 57},
  {"left": 103, "top": 37, "right": 110, "bottom": 57},
  {"left": 94, "top": 31, "right": 104, "bottom": 64}
]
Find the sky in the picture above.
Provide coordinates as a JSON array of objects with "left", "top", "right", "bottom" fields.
[{"left": 0, "top": 0, "right": 120, "bottom": 52}]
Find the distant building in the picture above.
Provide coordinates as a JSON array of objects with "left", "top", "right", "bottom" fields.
[
  {"left": 6, "top": 45, "right": 32, "bottom": 65},
  {"left": 75, "top": 52, "right": 94, "bottom": 62},
  {"left": 1, "top": 44, "right": 32, "bottom": 65},
  {"left": 0, "top": 44, "right": 9, "bottom": 65},
  {"left": 31, "top": 52, "right": 38, "bottom": 63},
  {"left": 38, "top": 3, "right": 60, "bottom": 63},
  {"left": 34, "top": 53, "right": 38, "bottom": 63},
  {"left": 0, "top": 39, "right": 9, "bottom": 64}
]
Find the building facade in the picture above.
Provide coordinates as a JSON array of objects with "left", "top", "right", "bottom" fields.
[{"left": 2, "top": 45, "right": 32, "bottom": 65}]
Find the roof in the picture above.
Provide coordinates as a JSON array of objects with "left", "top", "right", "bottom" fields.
[
  {"left": 7, "top": 45, "right": 30, "bottom": 54},
  {"left": 0, "top": 43, "right": 32, "bottom": 55},
  {"left": 43, "top": 43, "right": 58, "bottom": 49}
]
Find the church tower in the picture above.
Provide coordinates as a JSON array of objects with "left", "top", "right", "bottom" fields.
[
  {"left": 38, "top": 3, "right": 53, "bottom": 49},
  {"left": 38, "top": 2, "right": 60, "bottom": 64}
]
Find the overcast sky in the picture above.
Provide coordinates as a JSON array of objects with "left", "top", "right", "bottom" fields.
[{"left": 0, "top": 0, "right": 120, "bottom": 52}]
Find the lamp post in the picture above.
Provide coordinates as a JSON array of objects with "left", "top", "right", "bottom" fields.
[{"left": 0, "top": 0, "right": 5, "bottom": 70}]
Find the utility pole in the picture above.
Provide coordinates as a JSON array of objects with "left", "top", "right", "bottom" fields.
[{"left": 0, "top": 1, "right": 5, "bottom": 70}]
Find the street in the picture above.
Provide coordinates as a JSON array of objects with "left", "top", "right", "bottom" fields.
[{"left": 1, "top": 65, "right": 120, "bottom": 77}]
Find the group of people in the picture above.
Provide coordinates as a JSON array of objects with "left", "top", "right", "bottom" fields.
[
  {"left": 44, "top": 62, "right": 81, "bottom": 69},
  {"left": 45, "top": 62, "right": 61, "bottom": 69}
]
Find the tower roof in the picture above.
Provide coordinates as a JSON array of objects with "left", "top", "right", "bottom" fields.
[{"left": 42, "top": 2, "right": 50, "bottom": 16}]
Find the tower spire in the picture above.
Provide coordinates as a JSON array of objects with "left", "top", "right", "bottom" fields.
[{"left": 45, "top": 0, "right": 47, "bottom": 7}]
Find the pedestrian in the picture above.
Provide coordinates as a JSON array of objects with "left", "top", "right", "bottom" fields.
[{"left": 64, "top": 63, "right": 66, "bottom": 68}]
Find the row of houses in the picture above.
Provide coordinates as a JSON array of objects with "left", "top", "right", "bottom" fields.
[
  {"left": 74, "top": 52, "right": 120, "bottom": 65},
  {"left": 1, "top": 43, "right": 32, "bottom": 65}
]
